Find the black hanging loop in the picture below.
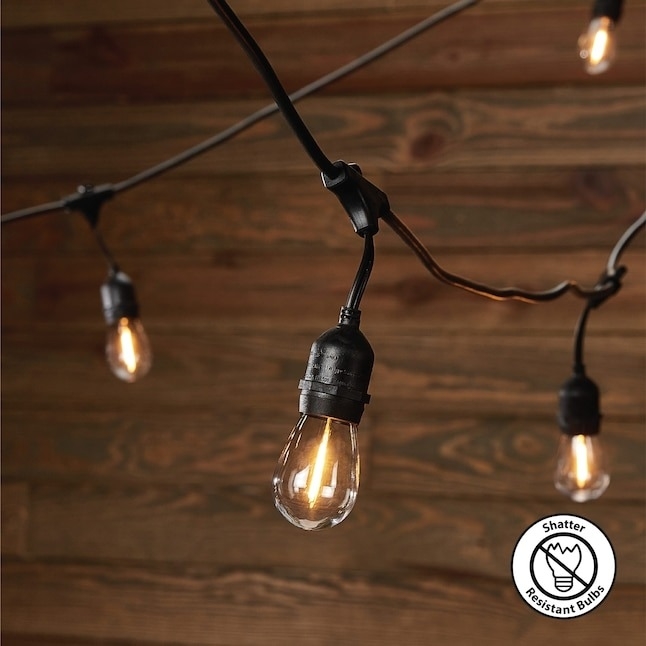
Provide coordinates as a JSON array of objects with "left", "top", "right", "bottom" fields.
[
  {"left": 63, "top": 183, "right": 115, "bottom": 228},
  {"left": 322, "top": 161, "right": 387, "bottom": 237},
  {"left": 65, "top": 184, "right": 120, "bottom": 273}
]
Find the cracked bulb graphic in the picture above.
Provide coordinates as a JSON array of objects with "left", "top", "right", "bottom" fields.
[{"left": 545, "top": 543, "right": 582, "bottom": 592}]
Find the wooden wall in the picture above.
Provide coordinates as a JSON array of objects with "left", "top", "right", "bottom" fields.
[{"left": 2, "top": 1, "right": 645, "bottom": 644}]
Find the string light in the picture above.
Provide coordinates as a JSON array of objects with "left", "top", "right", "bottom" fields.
[
  {"left": 555, "top": 370, "right": 610, "bottom": 502},
  {"left": 101, "top": 271, "right": 153, "bottom": 383},
  {"left": 68, "top": 184, "right": 153, "bottom": 383},
  {"left": 273, "top": 308, "right": 372, "bottom": 530},
  {"left": 579, "top": 0, "right": 624, "bottom": 74},
  {"left": 1, "top": 1, "right": 644, "bottom": 523}
]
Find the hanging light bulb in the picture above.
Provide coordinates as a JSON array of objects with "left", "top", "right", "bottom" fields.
[
  {"left": 578, "top": 0, "right": 623, "bottom": 75},
  {"left": 554, "top": 434, "right": 609, "bottom": 502},
  {"left": 554, "top": 372, "right": 610, "bottom": 502},
  {"left": 273, "top": 415, "right": 360, "bottom": 530},
  {"left": 100, "top": 271, "right": 152, "bottom": 382},
  {"left": 273, "top": 307, "right": 373, "bottom": 530}
]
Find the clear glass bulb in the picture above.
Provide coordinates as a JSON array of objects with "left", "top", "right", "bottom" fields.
[
  {"left": 578, "top": 16, "right": 617, "bottom": 75},
  {"left": 554, "top": 434, "right": 610, "bottom": 502},
  {"left": 272, "top": 415, "right": 360, "bottom": 530},
  {"left": 105, "top": 316, "right": 152, "bottom": 383}
]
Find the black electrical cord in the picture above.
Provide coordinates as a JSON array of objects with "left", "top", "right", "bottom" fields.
[
  {"left": 346, "top": 234, "right": 375, "bottom": 311},
  {"left": 1, "top": 0, "right": 643, "bottom": 310},
  {"left": 606, "top": 210, "right": 646, "bottom": 274},
  {"left": 91, "top": 226, "right": 120, "bottom": 274},
  {"left": 573, "top": 301, "right": 593, "bottom": 374},
  {"left": 381, "top": 208, "right": 644, "bottom": 304},
  {"left": 202, "top": 0, "right": 646, "bottom": 306},
  {"left": 115, "top": 0, "right": 481, "bottom": 192},
  {"left": 1, "top": 199, "right": 67, "bottom": 224},
  {"left": 206, "top": 0, "right": 338, "bottom": 179},
  {"left": 1, "top": 0, "right": 481, "bottom": 219}
]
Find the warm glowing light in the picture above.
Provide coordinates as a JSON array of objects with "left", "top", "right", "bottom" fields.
[
  {"left": 307, "top": 417, "right": 332, "bottom": 507},
  {"left": 117, "top": 318, "right": 138, "bottom": 374},
  {"left": 554, "top": 434, "right": 610, "bottom": 502},
  {"left": 573, "top": 435, "right": 591, "bottom": 488},
  {"left": 589, "top": 28, "right": 609, "bottom": 65},
  {"left": 578, "top": 16, "right": 617, "bottom": 75},
  {"left": 273, "top": 415, "right": 360, "bottom": 530},
  {"left": 105, "top": 317, "right": 152, "bottom": 382}
]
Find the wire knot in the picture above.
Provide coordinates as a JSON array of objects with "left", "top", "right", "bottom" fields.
[{"left": 589, "top": 265, "right": 626, "bottom": 308}]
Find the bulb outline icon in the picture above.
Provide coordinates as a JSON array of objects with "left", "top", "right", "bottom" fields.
[{"left": 545, "top": 542, "right": 583, "bottom": 592}]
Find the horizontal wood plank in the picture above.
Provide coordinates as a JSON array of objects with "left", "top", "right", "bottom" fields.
[
  {"left": 2, "top": 7, "right": 645, "bottom": 108},
  {"left": 1, "top": 327, "right": 644, "bottom": 416},
  {"left": 1, "top": 482, "right": 29, "bottom": 557},
  {"left": 15, "top": 482, "right": 644, "bottom": 582},
  {"left": 0, "top": 635, "right": 180, "bottom": 646},
  {"left": 2, "top": 406, "right": 643, "bottom": 498},
  {"left": 0, "top": 0, "right": 594, "bottom": 27},
  {"left": 2, "top": 169, "right": 645, "bottom": 253},
  {"left": 0, "top": 0, "right": 482, "bottom": 27},
  {"left": 368, "top": 411, "right": 645, "bottom": 499},
  {"left": 2, "top": 561, "right": 644, "bottom": 646},
  {"left": 2, "top": 250, "right": 644, "bottom": 329},
  {"left": 3, "top": 2, "right": 645, "bottom": 645},
  {"left": 2, "top": 88, "right": 645, "bottom": 178}
]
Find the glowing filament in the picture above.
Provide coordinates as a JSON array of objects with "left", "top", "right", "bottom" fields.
[
  {"left": 574, "top": 435, "right": 591, "bottom": 488},
  {"left": 590, "top": 29, "right": 609, "bottom": 65},
  {"left": 307, "top": 417, "right": 332, "bottom": 507},
  {"left": 118, "top": 318, "right": 138, "bottom": 374}
]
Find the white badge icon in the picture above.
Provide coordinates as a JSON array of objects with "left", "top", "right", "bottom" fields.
[{"left": 512, "top": 514, "right": 615, "bottom": 618}]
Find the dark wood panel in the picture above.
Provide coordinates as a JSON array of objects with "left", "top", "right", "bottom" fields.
[
  {"left": 3, "top": 7, "right": 645, "bottom": 108},
  {"left": 0, "top": 0, "right": 589, "bottom": 27},
  {"left": 17, "top": 482, "right": 644, "bottom": 582},
  {"left": 2, "top": 561, "right": 644, "bottom": 646},
  {"left": 0, "top": 0, "right": 468, "bottom": 26},
  {"left": 1, "top": 482, "right": 29, "bottom": 556},
  {"left": 2, "top": 169, "right": 645, "bottom": 253},
  {"left": 2, "top": 1, "right": 645, "bottom": 645},
  {"left": 2, "top": 88, "right": 645, "bottom": 178},
  {"left": 0, "top": 635, "right": 182, "bottom": 646},
  {"left": 1, "top": 328, "right": 643, "bottom": 416},
  {"left": 369, "top": 411, "right": 645, "bottom": 500},
  {"left": 2, "top": 411, "right": 644, "bottom": 500},
  {"left": 2, "top": 250, "right": 644, "bottom": 329}
]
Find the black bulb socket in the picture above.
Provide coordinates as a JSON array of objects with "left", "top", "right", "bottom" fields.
[
  {"left": 591, "top": 0, "right": 623, "bottom": 22},
  {"left": 100, "top": 271, "right": 140, "bottom": 325},
  {"left": 298, "top": 307, "right": 374, "bottom": 425},
  {"left": 557, "top": 372, "right": 602, "bottom": 436}
]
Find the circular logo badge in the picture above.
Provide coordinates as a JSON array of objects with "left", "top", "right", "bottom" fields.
[{"left": 511, "top": 513, "right": 615, "bottom": 619}]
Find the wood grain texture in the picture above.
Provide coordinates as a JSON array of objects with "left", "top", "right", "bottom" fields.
[
  {"left": 3, "top": 88, "right": 645, "bottom": 178},
  {"left": 2, "top": 6, "right": 645, "bottom": 108},
  {"left": 2, "top": 562, "right": 644, "bottom": 646},
  {"left": 2, "top": 250, "right": 645, "bottom": 329},
  {"left": 2, "top": 409, "right": 643, "bottom": 498},
  {"left": 2, "top": 169, "right": 645, "bottom": 254},
  {"left": 0, "top": 0, "right": 603, "bottom": 27},
  {"left": 17, "top": 483, "right": 645, "bottom": 582},
  {"left": 1, "top": 327, "right": 644, "bottom": 415},
  {"left": 1, "top": 483, "right": 29, "bottom": 557},
  {"left": 2, "top": 1, "right": 645, "bottom": 645}
]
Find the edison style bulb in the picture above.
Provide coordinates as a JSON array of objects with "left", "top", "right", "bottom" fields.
[
  {"left": 554, "top": 434, "right": 610, "bottom": 502},
  {"left": 578, "top": 16, "right": 617, "bottom": 74},
  {"left": 105, "top": 316, "right": 152, "bottom": 382},
  {"left": 273, "top": 415, "right": 360, "bottom": 530}
]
